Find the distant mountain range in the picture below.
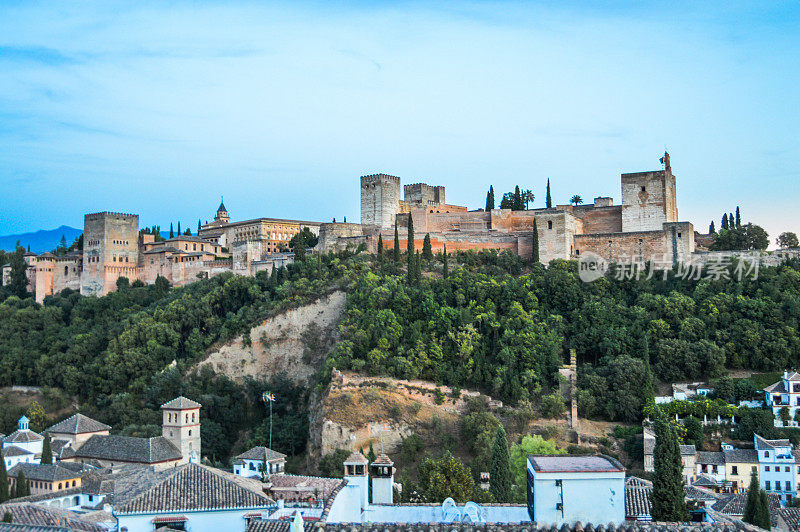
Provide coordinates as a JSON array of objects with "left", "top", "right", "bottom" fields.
[
  {"left": 0, "top": 225, "right": 83, "bottom": 253},
  {"left": 1, "top": 227, "right": 176, "bottom": 253}
]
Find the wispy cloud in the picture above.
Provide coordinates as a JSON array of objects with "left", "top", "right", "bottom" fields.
[{"left": 0, "top": 45, "right": 77, "bottom": 66}]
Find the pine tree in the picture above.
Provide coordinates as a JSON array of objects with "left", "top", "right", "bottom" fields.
[
  {"left": 489, "top": 426, "right": 511, "bottom": 502},
  {"left": 531, "top": 219, "right": 540, "bottom": 263},
  {"left": 169, "top": 223, "right": 174, "bottom": 238},
  {"left": 422, "top": 234, "right": 433, "bottom": 261},
  {"left": 377, "top": 234, "right": 383, "bottom": 258},
  {"left": 407, "top": 216, "right": 415, "bottom": 283},
  {"left": 546, "top": 178, "right": 552, "bottom": 209},
  {"left": 393, "top": 223, "right": 401, "bottom": 264},
  {"left": 442, "top": 244, "right": 448, "bottom": 279},
  {"left": 41, "top": 434, "right": 52, "bottom": 465},
  {"left": 486, "top": 186, "right": 495, "bottom": 211},
  {"left": 709, "top": 221, "right": 716, "bottom": 234},
  {"left": 651, "top": 410, "right": 687, "bottom": 522},
  {"left": 513, "top": 186, "right": 522, "bottom": 211},
  {"left": 735, "top": 206, "right": 741, "bottom": 228},
  {"left": 722, "top": 213, "right": 729, "bottom": 230},
  {"left": 0, "top": 452, "right": 8, "bottom": 502}
]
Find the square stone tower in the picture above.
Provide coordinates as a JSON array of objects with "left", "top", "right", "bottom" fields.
[
  {"left": 361, "top": 174, "right": 402, "bottom": 230},
  {"left": 81, "top": 212, "right": 139, "bottom": 297},
  {"left": 161, "top": 396, "right": 202, "bottom": 464},
  {"left": 620, "top": 168, "right": 677, "bottom": 232}
]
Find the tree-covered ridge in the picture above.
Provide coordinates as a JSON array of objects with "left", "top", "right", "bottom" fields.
[
  {"left": 328, "top": 252, "right": 800, "bottom": 422},
  {"left": 0, "top": 252, "right": 368, "bottom": 462}
]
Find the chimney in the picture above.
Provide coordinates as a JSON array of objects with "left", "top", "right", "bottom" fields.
[{"left": 370, "top": 454, "right": 395, "bottom": 505}]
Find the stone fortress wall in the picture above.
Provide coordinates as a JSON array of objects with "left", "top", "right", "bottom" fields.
[{"left": 10, "top": 152, "right": 800, "bottom": 303}]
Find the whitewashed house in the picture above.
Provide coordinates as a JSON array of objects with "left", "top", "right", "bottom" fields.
[
  {"left": 233, "top": 446, "right": 287, "bottom": 479},
  {"left": 2, "top": 416, "right": 43, "bottom": 469},
  {"left": 526, "top": 454, "right": 626, "bottom": 525},
  {"left": 764, "top": 371, "right": 800, "bottom": 427}
]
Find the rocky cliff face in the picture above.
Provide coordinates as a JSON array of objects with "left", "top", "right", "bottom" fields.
[
  {"left": 309, "top": 371, "right": 500, "bottom": 462},
  {"left": 197, "top": 290, "right": 346, "bottom": 385}
]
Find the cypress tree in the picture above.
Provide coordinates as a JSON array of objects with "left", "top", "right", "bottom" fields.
[
  {"left": 442, "top": 244, "right": 449, "bottom": 279},
  {"left": 415, "top": 251, "right": 422, "bottom": 283},
  {"left": 367, "top": 443, "right": 377, "bottom": 464},
  {"left": 377, "top": 234, "right": 383, "bottom": 258},
  {"left": 735, "top": 206, "right": 741, "bottom": 228},
  {"left": 486, "top": 186, "right": 495, "bottom": 211},
  {"left": 489, "top": 426, "right": 511, "bottom": 502},
  {"left": 393, "top": 223, "right": 400, "bottom": 264},
  {"left": 41, "top": 434, "right": 52, "bottom": 465},
  {"left": 755, "top": 490, "right": 770, "bottom": 529},
  {"left": 0, "top": 452, "right": 8, "bottom": 502},
  {"left": 422, "top": 234, "right": 433, "bottom": 261},
  {"left": 546, "top": 178, "right": 552, "bottom": 209},
  {"left": 198, "top": 219, "right": 202, "bottom": 233},
  {"left": 513, "top": 186, "right": 522, "bottom": 211},
  {"left": 743, "top": 470, "right": 758, "bottom": 524},
  {"left": 729, "top": 213, "right": 735, "bottom": 229},
  {"left": 531, "top": 219, "right": 540, "bottom": 263},
  {"left": 722, "top": 213, "right": 729, "bottom": 230},
  {"left": 177, "top": 221, "right": 181, "bottom": 236},
  {"left": 709, "top": 221, "right": 716, "bottom": 234},
  {"left": 169, "top": 223, "right": 174, "bottom": 238},
  {"left": 13, "top": 471, "right": 28, "bottom": 499},
  {"left": 406, "top": 216, "right": 415, "bottom": 283},
  {"left": 651, "top": 411, "right": 687, "bottom": 522}
]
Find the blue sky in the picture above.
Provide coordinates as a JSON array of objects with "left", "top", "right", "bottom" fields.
[{"left": 1, "top": 1, "right": 798, "bottom": 243}]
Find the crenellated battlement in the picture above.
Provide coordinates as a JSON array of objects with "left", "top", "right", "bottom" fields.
[{"left": 85, "top": 211, "right": 139, "bottom": 221}]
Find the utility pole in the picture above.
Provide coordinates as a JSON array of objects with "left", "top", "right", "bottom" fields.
[{"left": 262, "top": 391, "right": 276, "bottom": 479}]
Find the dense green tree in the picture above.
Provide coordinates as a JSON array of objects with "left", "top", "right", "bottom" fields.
[
  {"left": 569, "top": 195, "right": 583, "bottom": 206},
  {"left": 499, "top": 192, "right": 514, "bottom": 210},
  {"left": 743, "top": 470, "right": 770, "bottom": 528},
  {"left": 41, "top": 433, "right": 52, "bottom": 464},
  {"left": 367, "top": 442, "right": 377, "bottom": 464},
  {"left": 319, "top": 449, "right": 350, "bottom": 478},
  {"left": 684, "top": 415, "right": 703, "bottom": 450},
  {"left": 169, "top": 223, "right": 174, "bottom": 238},
  {"left": 486, "top": 186, "right": 495, "bottom": 211},
  {"left": 722, "top": 213, "right": 729, "bottom": 230},
  {"left": 0, "top": 454, "right": 8, "bottom": 502},
  {"left": 12, "top": 471, "right": 28, "bottom": 499},
  {"left": 513, "top": 186, "right": 523, "bottom": 211},
  {"left": 709, "top": 223, "right": 769, "bottom": 251},
  {"left": 407, "top": 217, "right": 415, "bottom": 284},
  {"left": 489, "top": 426, "right": 511, "bottom": 502},
  {"left": 545, "top": 179, "right": 552, "bottom": 209},
  {"left": 532, "top": 219, "right": 540, "bottom": 263},
  {"left": 422, "top": 234, "right": 433, "bottom": 261},
  {"left": 651, "top": 411, "right": 687, "bottom": 522},
  {"left": 177, "top": 221, "right": 181, "bottom": 235},
  {"left": 442, "top": 245, "right": 448, "bottom": 279},
  {"left": 25, "top": 402, "right": 46, "bottom": 432},
  {"left": 198, "top": 219, "right": 202, "bottom": 234},
  {"left": 777, "top": 232, "right": 799, "bottom": 249},
  {"left": 709, "top": 221, "right": 716, "bottom": 234},
  {"left": 735, "top": 207, "right": 741, "bottom": 228},
  {"left": 8, "top": 245, "right": 29, "bottom": 298},
  {"left": 377, "top": 234, "right": 383, "bottom": 258},
  {"left": 417, "top": 451, "right": 475, "bottom": 502},
  {"left": 393, "top": 223, "right": 400, "bottom": 264}
]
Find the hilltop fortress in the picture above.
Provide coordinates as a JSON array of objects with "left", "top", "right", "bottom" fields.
[
  {"left": 318, "top": 152, "right": 700, "bottom": 264},
  {"left": 11, "top": 152, "right": 791, "bottom": 303}
]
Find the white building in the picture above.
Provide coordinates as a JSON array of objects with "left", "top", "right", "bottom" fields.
[
  {"left": 755, "top": 434, "right": 797, "bottom": 503},
  {"left": 526, "top": 454, "right": 626, "bottom": 526},
  {"left": 764, "top": 371, "right": 800, "bottom": 427},
  {"left": 2, "top": 416, "right": 43, "bottom": 469},
  {"left": 233, "top": 446, "right": 286, "bottom": 479}
]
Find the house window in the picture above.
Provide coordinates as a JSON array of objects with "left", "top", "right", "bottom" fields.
[
  {"left": 712, "top": 465, "right": 718, "bottom": 474},
  {"left": 766, "top": 481, "right": 771, "bottom": 490},
  {"left": 787, "top": 481, "right": 792, "bottom": 491},
  {"left": 548, "top": 221, "right": 553, "bottom": 230},
  {"left": 787, "top": 467, "right": 791, "bottom": 472},
  {"left": 765, "top": 466, "right": 770, "bottom": 472},
  {"left": 732, "top": 466, "right": 738, "bottom": 475},
  {"left": 765, "top": 452, "right": 770, "bottom": 458}
]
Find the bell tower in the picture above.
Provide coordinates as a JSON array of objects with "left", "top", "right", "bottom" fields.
[{"left": 161, "top": 396, "right": 202, "bottom": 464}]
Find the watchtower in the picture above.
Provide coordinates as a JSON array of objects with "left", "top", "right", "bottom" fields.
[
  {"left": 620, "top": 152, "right": 678, "bottom": 232},
  {"left": 360, "top": 174, "right": 402, "bottom": 230},
  {"left": 161, "top": 396, "right": 202, "bottom": 464},
  {"left": 80, "top": 212, "right": 139, "bottom": 297}
]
